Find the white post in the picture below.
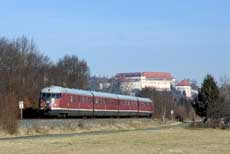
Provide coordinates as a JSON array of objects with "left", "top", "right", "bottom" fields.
[
  {"left": 170, "top": 110, "right": 174, "bottom": 120},
  {"left": 20, "top": 108, "right": 23, "bottom": 120},
  {"left": 19, "top": 101, "right": 24, "bottom": 120}
]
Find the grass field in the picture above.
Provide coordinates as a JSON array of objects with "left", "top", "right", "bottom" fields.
[{"left": 1, "top": 126, "right": 230, "bottom": 154}]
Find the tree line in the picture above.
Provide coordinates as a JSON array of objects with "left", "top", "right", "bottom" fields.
[{"left": 0, "top": 36, "right": 90, "bottom": 134}]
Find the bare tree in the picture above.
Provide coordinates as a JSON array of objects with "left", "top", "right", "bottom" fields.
[
  {"left": 56, "top": 55, "right": 90, "bottom": 89},
  {"left": 136, "top": 88, "right": 175, "bottom": 122},
  {"left": 219, "top": 77, "right": 230, "bottom": 120}
]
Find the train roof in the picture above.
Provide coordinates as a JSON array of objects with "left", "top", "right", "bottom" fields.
[
  {"left": 117, "top": 94, "right": 138, "bottom": 101},
  {"left": 41, "top": 86, "right": 92, "bottom": 96},
  {"left": 137, "top": 97, "right": 152, "bottom": 103},
  {"left": 91, "top": 91, "right": 118, "bottom": 99},
  {"left": 91, "top": 91, "right": 151, "bottom": 102}
]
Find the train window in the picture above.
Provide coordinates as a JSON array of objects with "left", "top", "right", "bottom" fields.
[
  {"left": 122, "top": 101, "right": 127, "bottom": 105},
  {"left": 51, "top": 93, "right": 55, "bottom": 98},
  {"left": 140, "top": 102, "right": 145, "bottom": 106},
  {"left": 89, "top": 98, "right": 92, "bottom": 103},
  {"left": 101, "top": 99, "right": 105, "bottom": 104},
  {"left": 70, "top": 96, "right": 73, "bottom": 103},
  {"left": 41, "top": 93, "right": 62, "bottom": 99},
  {"left": 41, "top": 93, "right": 45, "bottom": 98},
  {"left": 81, "top": 97, "right": 84, "bottom": 103},
  {"left": 85, "top": 97, "right": 88, "bottom": 103},
  {"left": 45, "top": 93, "right": 51, "bottom": 99},
  {"left": 95, "top": 99, "right": 99, "bottom": 104},
  {"left": 83, "top": 97, "right": 86, "bottom": 103},
  {"left": 41, "top": 93, "right": 47, "bottom": 99},
  {"left": 57, "top": 93, "right": 62, "bottom": 98},
  {"left": 106, "top": 100, "right": 111, "bottom": 105}
]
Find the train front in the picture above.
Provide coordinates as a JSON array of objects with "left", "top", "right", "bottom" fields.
[{"left": 39, "top": 86, "right": 62, "bottom": 115}]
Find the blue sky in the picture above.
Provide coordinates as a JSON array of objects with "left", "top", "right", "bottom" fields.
[{"left": 1, "top": 0, "right": 230, "bottom": 84}]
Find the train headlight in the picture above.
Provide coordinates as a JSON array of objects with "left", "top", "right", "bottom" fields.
[{"left": 51, "top": 98, "right": 55, "bottom": 104}]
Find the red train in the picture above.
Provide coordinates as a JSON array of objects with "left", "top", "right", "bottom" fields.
[{"left": 39, "top": 86, "right": 153, "bottom": 117}]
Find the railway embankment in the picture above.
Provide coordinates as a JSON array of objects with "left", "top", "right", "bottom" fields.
[{"left": 0, "top": 118, "right": 180, "bottom": 137}]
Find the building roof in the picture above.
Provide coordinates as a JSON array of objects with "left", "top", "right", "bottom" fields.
[
  {"left": 176, "top": 80, "right": 191, "bottom": 86},
  {"left": 116, "top": 72, "right": 142, "bottom": 78},
  {"left": 142, "top": 72, "right": 173, "bottom": 79},
  {"left": 116, "top": 72, "right": 142, "bottom": 82},
  {"left": 116, "top": 72, "right": 173, "bottom": 80}
]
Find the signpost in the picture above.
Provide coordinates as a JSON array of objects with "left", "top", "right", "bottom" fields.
[
  {"left": 170, "top": 110, "right": 174, "bottom": 120},
  {"left": 19, "top": 101, "right": 24, "bottom": 120}
]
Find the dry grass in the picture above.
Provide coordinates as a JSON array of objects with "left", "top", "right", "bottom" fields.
[
  {"left": 12, "top": 119, "right": 177, "bottom": 136},
  {"left": 1, "top": 127, "right": 230, "bottom": 154}
]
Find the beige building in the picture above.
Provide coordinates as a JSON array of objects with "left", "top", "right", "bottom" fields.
[
  {"left": 116, "top": 72, "right": 175, "bottom": 93},
  {"left": 175, "top": 80, "right": 192, "bottom": 98}
]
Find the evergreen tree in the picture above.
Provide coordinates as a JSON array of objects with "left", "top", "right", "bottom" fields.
[{"left": 192, "top": 74, "right": 219, "bottom": 121}]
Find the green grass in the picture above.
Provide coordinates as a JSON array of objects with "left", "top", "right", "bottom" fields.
[{"left": 1, "top": 127, "right": 230, "bottom": 154}]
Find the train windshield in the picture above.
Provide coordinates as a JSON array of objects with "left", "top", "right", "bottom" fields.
[{"left": 40, "top": 93, "right": 62, "bottom": 99}]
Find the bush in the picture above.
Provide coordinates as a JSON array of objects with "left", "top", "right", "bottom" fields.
[
  {"left": 189, "top": 119, "right": 230, "bottom": 129},
  {"left": 174, "top": 106, "right": 186, "bottom": 121}
]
